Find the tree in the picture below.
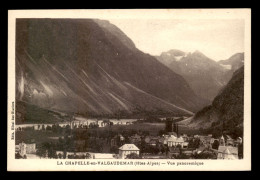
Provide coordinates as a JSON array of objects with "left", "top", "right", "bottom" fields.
[
  {"left": 65, "top": 125, "right": 71, "bottom": 134},
  {"left": 175, "top": 153, "right": 190, "bottom": 159},
  {"left": 212, "top": 140, "right": 220, "bottom": 150},
  {"left": 160, "top": 145, "right": 166, "bottom": 154},
  {"left": 110, "top": 146, "right": 119, "bottom": 154},
  {"left": 126, "top": 153, "right": 140, "bottom": 159},
  {"left": 46, "top": 125, "right": 52, "bottom": 131},
  {"left": 238, "top": 142, "right": 243, "bottom": 159},
  {"left": 158, "top": 130, "right": 166, "bottom": 136},
  {"left": 36, "top": 148, "right": 47, "bottom": 158},
  {"left": 15, "top": 152, "right": 23, "bottom": 159},
  {"left": 48, "top": 147, "right": 57, "bottom": 159},
  {"left": 63, "top": 151, "right": 67, "bottom": 159},
  {"left": 42, "top": 125, "right": 45, "bottom": 131},
  {"left": 165, "top": 118, "right": 174, "bottom": 132},
  {"left": 85, "top": 153, "right": 92, "bottom": 159},
  {"left": 193, "top": 138, "right": 201, "bottom": 148}
]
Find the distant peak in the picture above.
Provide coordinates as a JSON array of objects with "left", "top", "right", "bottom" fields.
[
  {"left": 161, "top": 49, "right": 185, "bottom": 57},
  {"left": 192, "top": 50, "right": 204, "bottom": 56},
  {"left": 191, "top": 50, "right": 213, "bottom": 60}
]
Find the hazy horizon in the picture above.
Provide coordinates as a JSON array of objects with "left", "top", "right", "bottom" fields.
[{"left": 108, "top": 19, "right": 244, "bottom": 61}]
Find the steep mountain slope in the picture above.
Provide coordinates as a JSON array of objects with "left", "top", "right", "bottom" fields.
[
  {"left": 218, "top": 52, "right": 244, "bottom": 75},
  {"left": 187, "top": 66, "right": 244, "bottom": 136},
  {"left": 156, "top": 50, "right": 230, "bottom": 101},
  {"left": 16, "top": 19, "right": 208, "bottom": 118}
]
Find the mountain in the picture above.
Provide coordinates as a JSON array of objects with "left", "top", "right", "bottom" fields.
[
  {"left": 155, "top": 49, "right": 186, "bottom": 66},
  {"left": 15, "top": 19, "right": 208, "bottom": 120},
  {"left": 185, "top": 66, "right": 244, "bottom": 137},
  {"left": 156, "top": 50, "right": 231, "bottom": 101},
  {"left": 218, "top": 53, "right": 244, "bottom": 72}
]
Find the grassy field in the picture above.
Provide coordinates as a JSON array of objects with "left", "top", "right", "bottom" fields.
[
  {"left": 99, "top": 123, "right": 165, "bottom": 136},
  {"left": 101, "top": 123, "right": 201, "bottom": 136}
]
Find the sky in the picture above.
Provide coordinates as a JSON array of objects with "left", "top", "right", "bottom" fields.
[{"left": 107, "top": 19, "right": 244, "bottom": 61}]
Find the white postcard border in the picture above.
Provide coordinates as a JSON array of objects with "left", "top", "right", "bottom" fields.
[{"left": 7, "top": 9, "right": 251, "bottom": 171}]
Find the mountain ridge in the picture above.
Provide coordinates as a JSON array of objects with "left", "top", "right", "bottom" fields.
[
  {"left": 16, "top": 19, "right": 208, "bottom": 119},
  {"left": 156, "top": 49, "right": 244, "bottom": 101}
]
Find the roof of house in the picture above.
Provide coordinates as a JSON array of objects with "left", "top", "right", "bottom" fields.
[
  {"left": 118, "top": 144, "right": 140, "bottom": 151},
  {"left": 218, "top": 146, "right": 238, "bottom": 159},
  {"left": 167, "top": 137, "right": 184, "bottom": 143},
  {"left": 175, "top": 137, "right": 184, "bottom": 143},
  {"left": 218, "top": 146, "right": 238, "bottom": 155},
  {"left": 168, "top": 132, "right": 177, "bottom": 136}
]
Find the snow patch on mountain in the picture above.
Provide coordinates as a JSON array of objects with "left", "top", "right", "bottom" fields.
[
  {"left": 220, "top": 64, "right": 232, "bottom": 70},
  {"left": 175, "top": 56, "right": 184, "bottom": 61}
]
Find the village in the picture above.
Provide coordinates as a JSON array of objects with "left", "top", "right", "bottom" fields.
[{"left": 15, "top": 117, "right": 243, "bottom": 160}]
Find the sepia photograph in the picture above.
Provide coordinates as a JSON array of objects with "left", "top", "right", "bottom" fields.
[{"left": 7, "top": 9, "right": 251, "bottom": 171}]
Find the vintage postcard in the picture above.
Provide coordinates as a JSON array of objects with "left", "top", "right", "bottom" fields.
[{"left": 7, "top": 9, "right": 251, "bottom": 171}]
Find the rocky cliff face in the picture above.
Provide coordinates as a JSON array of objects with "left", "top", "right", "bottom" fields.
[{"left": 16, "top": 19, "right": 208, "bottom": 118}]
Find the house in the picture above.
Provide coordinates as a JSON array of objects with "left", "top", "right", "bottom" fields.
[
  {"left": 217, "top": 146, "right": 238, "bottom": 159},
  {"left": 183, "top": 142, "right": 189, "bottom": 148},
  {"left": 118, "top": 144, "right": 140, "bottom": 159},
  {"left": 218, "top": 134, "right": 236, "bottom": 146},
  {"left": 18, "top": 142, "right": 36, "bottom": 156},
  {"left": 219, "top": 135, "right": 226, "bottom": 146},
  {"left": 167, "top": 137, "right": 185, "bottom": 148},
  {"left": 15, "top": 145, "right": 20, "bottom": 153}
]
